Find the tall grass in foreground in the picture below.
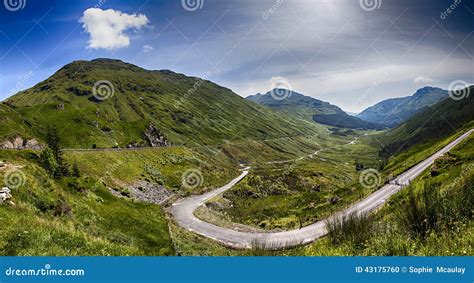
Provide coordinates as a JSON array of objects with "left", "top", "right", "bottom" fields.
[
  {"left": 400, "top": 181, "right": 473, "bottom": 239},
  {"left": 325, "top": 212, "right": 374, "bottom": 249},
  {"left": 246, "top": 237, "right": 304, "bottom": 256}
]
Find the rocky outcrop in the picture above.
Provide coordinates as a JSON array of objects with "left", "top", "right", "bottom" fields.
[
  {"left": 109, "top": 181, "right": 174, "bottom": 205},
  {"left": 0, "top": 137, "right": 44, "bottom": 150},
  {"left": 0, "top": 141, "right": 14, "bottom": 149},
  {"left": 25, "top": 139, "right": 43, "bottom": 149},
  {"left": 144, "top": 124, "right": 171, "bottom": 147}
]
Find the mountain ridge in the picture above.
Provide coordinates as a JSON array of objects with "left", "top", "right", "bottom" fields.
[
  {"left": 247, "top": 89, "right": 384, "bottom": 130},
  {"left": 379, "top": 85, "right": 473, "bottom": 156},
  {"left": 357, "top": 86, "right": 449, "bottom": 127},
  {"left": 1, "top": 59, "right": 324, "bottom": 148}
]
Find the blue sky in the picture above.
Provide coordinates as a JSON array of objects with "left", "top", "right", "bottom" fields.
[{"left": 0, "top": 0, "right": 472, "bottom": 112}]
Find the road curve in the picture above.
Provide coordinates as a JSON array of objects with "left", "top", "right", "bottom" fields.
[{"left": 171, "top": 129, "right": 473, "bottom": 249}]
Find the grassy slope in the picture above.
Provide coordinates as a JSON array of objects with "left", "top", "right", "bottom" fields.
[
  {"left": 169, "top": 131, "right": 473, "bottom": 256},
  {"left": 0, "top": 150, "right": 174, "bottom": 255},
  {"left": 379, "top": 86, "right": 474, "bottom": 156},
  {"left": 202, "top": 131, "right": 381, "bottom": 230},
  {"left": 303, "top": 132, "right": 474, "bottom": 256},
  {"left": 0, "top": 123, "right": 344, "bottom": 255},
  {"left": 201, "top": 92, "right": 474, "bottom": 232},
  {"left": 0, "top": 104, "right": 33, "bottom": 140},
  {"left": 4, "top": 59, "right": 324, "bottom": 148}
]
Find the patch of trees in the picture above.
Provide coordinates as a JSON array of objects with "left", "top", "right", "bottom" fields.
[{"left": 39, "top": 128, "right": 80, "bottom": 178}]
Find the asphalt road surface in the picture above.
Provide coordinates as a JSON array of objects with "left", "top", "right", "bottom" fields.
[{"left": 171, "top": 129, "right": 473, "bottom": 249}]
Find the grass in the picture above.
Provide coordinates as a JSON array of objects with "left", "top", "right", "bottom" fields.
[
  {"left": 168, "top": 129, "right": 473, "bottom": 256},
  {"left": 3, "top": 59, "right": 327, "bottom": 148},
  {"left": 204, "top": 131, "right": 381, "bottom": 230},
  {"left": 64, "top": 146, "right": 238, "bottom": 196},
  {"left": 381, "top": 126, "right": 472, "bottom": 177},
  {"left": 303, "top": 131, "right": 474, "bottom": 256},
  {"left": 325, "top": 212, "right": 374, "bottom": 248},
  {"left": 0, "top": 150, "right": 174, "bottom": 255}
]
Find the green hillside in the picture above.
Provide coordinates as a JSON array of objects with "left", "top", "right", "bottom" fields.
[
  {"left": 357, "top": 87, "right": 448, "bottom": 127},
  {"left": 0, "top": 104, "right": 33, "bottom": 140},
  {"left": 247, "top": 90, "right": 382, "bottom": 129},
  {"left": 3, "top": 59, "right": 322, "bottom": 148},
  {"left": 379, "top": 86, "right": 473, "bottom": 157}
]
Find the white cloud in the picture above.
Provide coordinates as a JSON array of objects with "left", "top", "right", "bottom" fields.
[
  {"left": 79, "top": 8, "right": 149, "bottom": 50},
  {"left": 414, "top": 76, "right": 435, "bottom": 84},
  {"left": 143, "top": 45, "right": 154, "bottom": 53}
]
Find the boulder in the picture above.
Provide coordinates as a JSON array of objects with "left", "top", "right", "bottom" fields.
[
  {"left": 0, "top": 137, "right": 45, "bottom": 150},
  {"left": 12, "top": 137, "right": 24, "bottom": 148},
  {"left": 328, "top": 195, "right": 341, "bottom": 205},
  {"left": 0, "top": 140, "right": 14, "bottom": 149},
  {"left": 0, "top": 187, "right": 12, "bottom": 204},
  {"left": 144, "top": 124, "right": 171, "bottom": 147},
  {"left": 25, "top": 139, "right": 43, "bottom": 150}
]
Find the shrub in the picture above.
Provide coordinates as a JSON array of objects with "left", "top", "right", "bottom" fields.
[{"left": 39, "top": 147, "right": 59, "bottom": 176}]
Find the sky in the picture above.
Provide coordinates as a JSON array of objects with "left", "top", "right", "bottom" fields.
[{"left": 0, "top": 0, "right": 473, "bottom": 112}]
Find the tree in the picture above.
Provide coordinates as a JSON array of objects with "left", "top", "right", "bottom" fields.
[
  {"left": 39, "top": 147, "right": 59, "bottom": 176},
  {"left": 42, "top": 128, "right": 69, "bottom": 177}
]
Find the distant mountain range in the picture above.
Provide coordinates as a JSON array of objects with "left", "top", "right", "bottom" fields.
[
  {"left": 357, "top": 87, "right": 449, "bottom": 127},
  {"left": 247, "top": 90, "right": 383, "bottom": 130}
]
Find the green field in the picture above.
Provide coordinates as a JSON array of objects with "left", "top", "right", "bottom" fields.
[
  {"left": 203, "top": 130, "right": 382, "bottom": 230},
  {"left": 171, "top": 131, "right": 474, "bottom": 256}
]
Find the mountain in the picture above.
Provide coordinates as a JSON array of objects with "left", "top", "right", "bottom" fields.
[
  {"left": 379, "top": 86, "right": 473, "bottom": 156},
  {"left": 1, "top": 59, "right": 321, "bottom": 148},
  {"left": 357, "top": 86, "right": 449, "bottom": 127},
  {"left": 247, "top": 90, "right": 383, "bottom": 129}
]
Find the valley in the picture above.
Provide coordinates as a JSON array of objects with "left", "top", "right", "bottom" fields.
[
  {"left": 171, "top": 129, "right": 473, "bottom": 249},
  {"left": 0, "top": 60, "right": 472, "bottom": 257}
]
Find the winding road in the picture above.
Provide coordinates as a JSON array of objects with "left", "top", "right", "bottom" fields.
[{"left": 171, "top": 129, "right": 473, "bottom": 249}]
